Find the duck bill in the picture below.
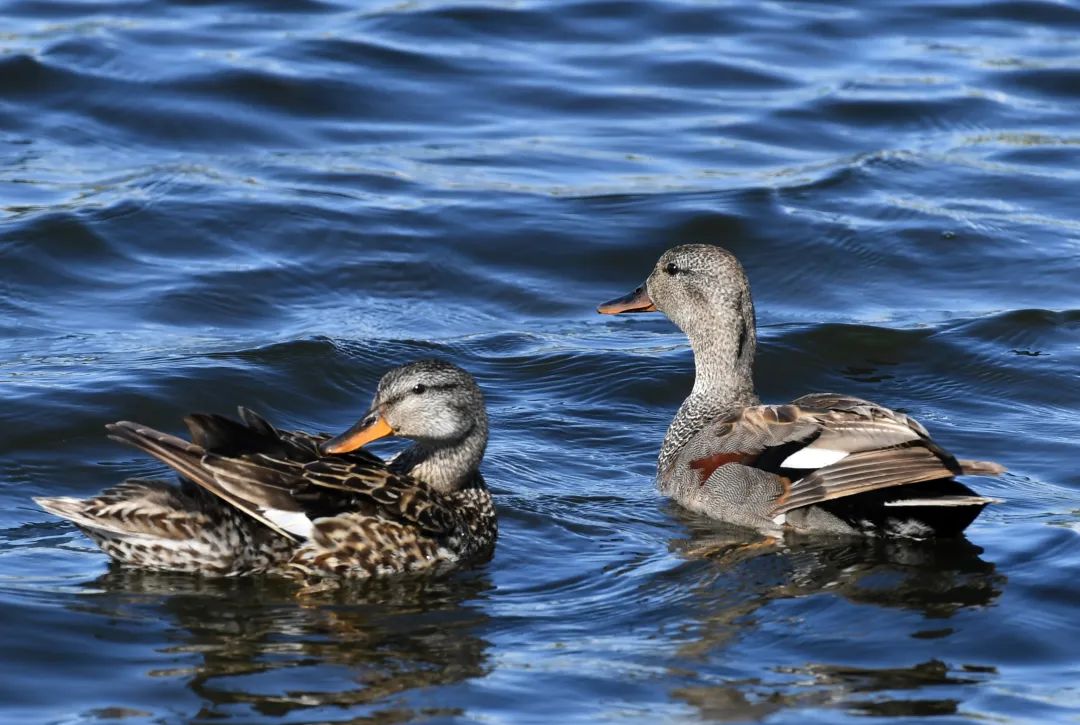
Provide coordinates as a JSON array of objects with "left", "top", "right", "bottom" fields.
[
  {"left": 320, "top": 412, "right": 393, "bottom": 455},
  {"left": 597, "top": 285, "right": 657, "bottom": 314}
]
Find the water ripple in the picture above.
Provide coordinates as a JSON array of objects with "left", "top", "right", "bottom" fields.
[{"left": 2, "top": 0, "right": 1079, "bottom": 721}]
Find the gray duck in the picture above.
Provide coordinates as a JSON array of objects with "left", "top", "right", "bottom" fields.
[
  {"left": 598, "top": 244, "right": 1003, "bottom": 538},
  {"left": 35, "top": 360, "right": 496, "bottom": 577}
]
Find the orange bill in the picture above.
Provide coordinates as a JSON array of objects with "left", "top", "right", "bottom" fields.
[
  {"left": 597, "top": 285, "right": 657, "bottom": 314},
  {"left": 320, "top": 412, "right": 393, "bottom": 455}
]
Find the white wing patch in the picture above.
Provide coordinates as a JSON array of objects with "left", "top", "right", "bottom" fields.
[
  {"left": 263, "top": 509, "right": 315, "bottom": 539},
  {"left": 780, "top": 447, "right": 849, "bottom": 469}
]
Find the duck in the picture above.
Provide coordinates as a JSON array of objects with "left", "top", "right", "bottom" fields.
[
  {"left": 34, "top": 360, "right": 496, "bottom": 577},
  {"left": 598, "top": 244, "right": 1003, "bottom": 538}
]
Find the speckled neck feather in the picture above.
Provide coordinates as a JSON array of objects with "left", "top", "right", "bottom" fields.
[
  {"left": 657, "top": 269, "right": 759, "bottom": 475},
  {"left": 391, "top": 418, "right": 488, "bottom": 494}
]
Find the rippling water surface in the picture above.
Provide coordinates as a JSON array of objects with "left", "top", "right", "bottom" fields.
[{"left": 3, "top": 1, "right": 1080, "bottom": 722}]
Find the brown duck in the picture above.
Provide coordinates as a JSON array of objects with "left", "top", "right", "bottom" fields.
[
  {"left": 34, "top": 360, "right": 496, "bottom": 577},
  {"left": 598, "top": 244, "right": 1003, "bottom": 538}
]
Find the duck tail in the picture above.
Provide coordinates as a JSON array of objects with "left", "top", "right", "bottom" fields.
[
  {"left": 34, "top": 496, "right": 116, "bottom": 533},
  {"left": 34, "top": 480, "right": 260, "bottom": 573},
  {"left": 33, "top": 479, "right": 191, "bottom": 538},
  {"left": 957, "top": 459, "right": 1006, "bottom": 476}
]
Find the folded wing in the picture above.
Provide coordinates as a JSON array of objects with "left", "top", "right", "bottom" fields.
[
  {"left": 105, "top": 408, "right": 456, "bottom": 543},
  {"left": 688, "top": 395, "right": 1003, "bottom": 518}
]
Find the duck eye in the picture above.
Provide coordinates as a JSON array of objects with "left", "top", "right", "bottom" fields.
[
  {"left": 665, "top": 262, "right": 679, "bottom": 276},
  {"left": 412, "top": 383, "right": 427, "bottom": 395}
]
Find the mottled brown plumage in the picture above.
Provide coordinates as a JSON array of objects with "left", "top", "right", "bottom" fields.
[
  {"left": 35, "top": 360, "right": 496, "bottom": 577},
  {"left": 599, "top": 244, "right": 1004, "bottom": 538}
]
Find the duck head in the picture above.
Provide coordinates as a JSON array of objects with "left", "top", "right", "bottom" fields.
[
  {"left": 598, "top": 245, "right": 750, "bottom": 331},
  {"left": 320, "top": 360, "right": 487, "bottom": 457},
  {"left": 598, "top": 244, "right": 757, "bottom": 402}
]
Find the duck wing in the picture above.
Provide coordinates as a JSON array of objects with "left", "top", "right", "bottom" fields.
[
  {"left": 202, "top": 453, "right": 456, "bottom": 536},
  {"left": 106, "top": 410, "right": 453, "bottom": 542},
  {"left": 684, "top": 396, "right": 1003, "bottom": 517},
  {"left": 185, "top": 407, "right": 379, "bottom": 466},
  {"left": 106, "top": 419, "right": 311, "bottom": 541},
  {"left": 303, "top": 458, "right": 456, "bottom": 534}
]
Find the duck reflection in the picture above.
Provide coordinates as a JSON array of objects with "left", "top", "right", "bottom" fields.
[
  {"left": 667, "top": 512, "right": 1005, "bottom": 721},
  {"left": 75, "top": 568, "right": 493, "bottom": 720}
]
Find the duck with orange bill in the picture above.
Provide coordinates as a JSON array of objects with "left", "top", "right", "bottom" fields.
[{"left": 35, "top": 360, "right": 496, "bottom": 578}]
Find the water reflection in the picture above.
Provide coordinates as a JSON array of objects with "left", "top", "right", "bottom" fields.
[
  {"left": 75, "top": 569, "right": 494, "bottom": 720},
  {"left": 668, "top": 514, "right": 1005, "bottom": 720}
]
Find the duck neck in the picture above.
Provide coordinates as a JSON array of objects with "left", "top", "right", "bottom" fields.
[
  {"left": 392, "top": 420, "right": 488, "bottom": 494},
  {"left": 658, "top": 303, "right": 759, "bottom": 475}
]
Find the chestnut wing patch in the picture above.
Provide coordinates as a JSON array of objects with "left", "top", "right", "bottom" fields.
[
  {"left": 686, "top": 404, "right": 819, "bottom": 485},
  {"left": 689, "top": 451, "right": 758, "bottom": 485}
]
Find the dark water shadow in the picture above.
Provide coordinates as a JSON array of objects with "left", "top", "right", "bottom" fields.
[
  {"left": 70, "top": 567, "right": 495, "bottom": 721},
  {"left": 665, "top": 512, "right": 1005, "bottom": 721}
]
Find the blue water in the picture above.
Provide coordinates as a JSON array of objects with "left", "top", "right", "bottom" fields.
[{"left": 3, "top": 1, "right": 1080, "bottom": 722}]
